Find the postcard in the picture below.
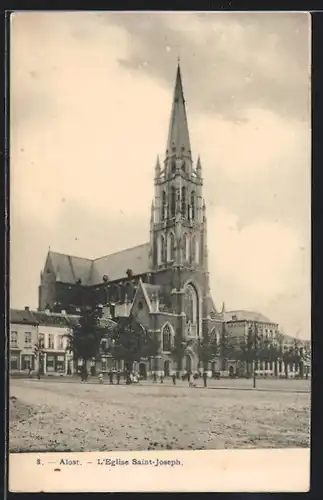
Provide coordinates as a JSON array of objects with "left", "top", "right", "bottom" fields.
[{"left": 8, "top": 10, "right": 311, "bottom": 493}]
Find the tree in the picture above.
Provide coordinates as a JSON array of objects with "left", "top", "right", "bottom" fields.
[
  {"left": 33, "top": 340, "right": 44, "bottom": 379},
  {"left": 106, "top": 315, "right": 160, "bottom": 372},
  {"left": 65, "top": 305, "right": 112, "bottom": 380},
  {"left": 197, "top": 331, "right": 220, "bottom": 371},
  {"left": 221, "top": 324, "right": 236, "bottom": 370}
]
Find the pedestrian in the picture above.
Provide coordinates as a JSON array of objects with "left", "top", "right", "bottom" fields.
[
  {"left": 187, "top": 371, "right": 191, "bottom": 384},
  {"left": 116, "top": 370, "right": 121, "bottom": 385},
  {"left": 109, "top": 370, "right": 113, "bottom": 385},
  {"left": 153, "top": 371, "right": 157, "bottom": 383},
  {"left": 28, "top": 366, "right": 32, "bottom": 378},
  {"left": 98, "top": 373, "right": 104, "bottom": 384},
  {"left": 203, "top": 371, "right": 207, "bottom": 388},
  {"left": 172, "top": 372, "right": 176, "bottom": 385},
  {"left": 160, "top": 372, "right": 164, "bottom": 384}
]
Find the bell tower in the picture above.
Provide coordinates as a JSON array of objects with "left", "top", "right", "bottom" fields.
[{"left": 150, "top": 62, "right": 208, "bottom": 277}]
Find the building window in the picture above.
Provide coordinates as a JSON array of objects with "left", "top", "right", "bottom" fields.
[
  {"left": 58, "top": 335, "right": 64, "bottom": 350},
  {"left": 46, "top": 355, "right": 55, "bottom": 372},
  {"left": 184, "top": 284, "right": 198, "bottom": 326},
  {"left": 39, "top": 333, "right": 45, "bottom": 348},
  {"left": 11, "top": 331, "right": 18, "bottom": 348},
  {"left": 24, "top": 332, "right": 32, "bottom": 348},
  {"left": 56, "top": 355, "right": 65, "bottom": 372},
  {"left": 10, "top": 355, "right": 19, "bottom": 370},
  {"left": 195, "top": 236, "right": 199, "bottom": 263},
  {"left": 183, "top": 233, "right": 189, "bottom": 261},
  {"left": 181, "top": 186, "right": 186, "bottom": 216},
  {"left": 101, "top": 359, "right": 107, "bottom": 372},
  {"left": 191, "top": 191, "right": 195, "bottom": 220},
  {"left": 48, "top": 334, "right": 55, "bottom": 349},
  {"left": 191, "top": 235, "right": 196, "bottom": 262},
  {"left": 159, "top": 234, "right": 165, "bottom": 264},
  {"left": 161, "top": 190, "right": 166, "bottom": 220},
  {"left": 167, "top": 232, "right": 175, "bottom": 261},
  {"left": 162, "top": 324, "right": 172, "bottom": 351}
]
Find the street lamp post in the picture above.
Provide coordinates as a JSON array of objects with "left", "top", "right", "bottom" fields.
[{"left": 252, "top": 325, "right": 258, "bottom": 389}]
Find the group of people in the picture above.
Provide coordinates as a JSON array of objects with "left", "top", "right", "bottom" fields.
[
  {"left": 150, "top": 370, "right": 209, "bottom": 387},
  {"left": 96, "top": 369, "right": 209, "bottom": 387}
]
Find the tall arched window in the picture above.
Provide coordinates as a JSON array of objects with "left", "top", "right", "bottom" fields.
[
  {"left": 184, "top": 284, "right": 198, "bottom": 327},
  {"left": 183, "top": 233, "right": 189, "bottom": 261},
  {"left": 191, "top": 235, "right": 199, "bottom": 264},
  {"left": 195, "top": 236, "right": 200, "bottom": 263},
  {"left": 191, "top": 191, "right": 195, "bottom": 220},
  {"left": 162, "top": 323, "right": 172, "bottom": 351},
  {"left": 159, "top": 234, "right": 165, "bottom": 264},
  {"left": 170, "top": 186, "right": 176, "bottom": 218},
  {"left": 167, "top": 232, "right": 175, "bottom": 261},
  {"left": 181, "top": 186, "right": 186, "bottom": 216},
  {"left": 161, "top": 190, "right": 166, "bottom": 220},
  {"left": 191, "top": 235, "right": 196, "bottom": 263}
]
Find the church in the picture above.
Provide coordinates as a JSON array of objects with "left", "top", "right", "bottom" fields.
[{"left": 37, "top": 63, "right": 274, "bottom": 377}]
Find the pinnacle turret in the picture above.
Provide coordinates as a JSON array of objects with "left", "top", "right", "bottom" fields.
[{"left": 155, "top": 155, "right": 161, "bottom": 177}]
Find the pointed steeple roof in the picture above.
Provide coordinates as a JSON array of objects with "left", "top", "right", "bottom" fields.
[{"left": 166, "top": 62, "right": 191, "bottom": 158}]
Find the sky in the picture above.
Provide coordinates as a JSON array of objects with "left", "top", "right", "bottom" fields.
[{"left": 10, "top": 11, "right": 311, "bottom": 339}]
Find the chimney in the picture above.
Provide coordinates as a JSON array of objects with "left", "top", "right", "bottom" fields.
[{"left": 24, "top": 306, "right": 30, "bottom": 311}]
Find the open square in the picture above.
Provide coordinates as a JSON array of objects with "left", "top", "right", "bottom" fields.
[{"left": 10, "top": 379, "right": 310, "bottom": 452}]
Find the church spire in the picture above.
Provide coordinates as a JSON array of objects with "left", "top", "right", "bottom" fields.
[{"left": 166, "top": 62, "right": 191, "bottom": 159}]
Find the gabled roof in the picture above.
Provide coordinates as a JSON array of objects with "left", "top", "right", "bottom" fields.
[
  {"left": 48, "top": 251, "right": 93, "bottom": 285},
  {"left": 46, "top": 243, "right": 150, "bottom": 286},
  {"left": 10, "top": 309, "right": 38, "bottom": 326},
  {"left": 32, "top": 311, "right": 71, "bottom": 327},
  {"left": 90, "top": 243, "right": 150, "bottom": 285}
]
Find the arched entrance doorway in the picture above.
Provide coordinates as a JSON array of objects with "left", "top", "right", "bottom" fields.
[
  {"left": 139, "top": 363, "right": 147, "bottom": 380},
  {"left": 164, "top": 360, "right": 170, "bottom": 377}
]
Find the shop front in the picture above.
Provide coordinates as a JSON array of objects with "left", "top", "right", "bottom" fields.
[
  {"left": 10, "top": 350, "right": 21, "bottom": 371},
  {"left": 46, "top": 353, "right": 66, "bottom": 374},
  {"left": 21, "top": 354, "right": 35, "bottom": 371}
]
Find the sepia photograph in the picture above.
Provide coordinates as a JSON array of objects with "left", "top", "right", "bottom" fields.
[{"left": 9, "top": 11, "right": 311, "bottom": 492}]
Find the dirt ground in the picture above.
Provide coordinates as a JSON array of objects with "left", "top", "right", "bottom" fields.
[{"left": 9, "top": 379, "right": 310, "bottom": 452}]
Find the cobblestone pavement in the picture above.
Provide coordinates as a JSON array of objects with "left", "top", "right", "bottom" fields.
[{"left": 9, "top": 379, "right": 310, "bottom": 452}]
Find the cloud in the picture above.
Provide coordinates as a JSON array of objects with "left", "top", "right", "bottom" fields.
[
  {"left": 10, "top": 12, "right": 310, "bottom": 339},
  {"left": 104, "top": 11, "right": 311, "bottom": 121}
]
